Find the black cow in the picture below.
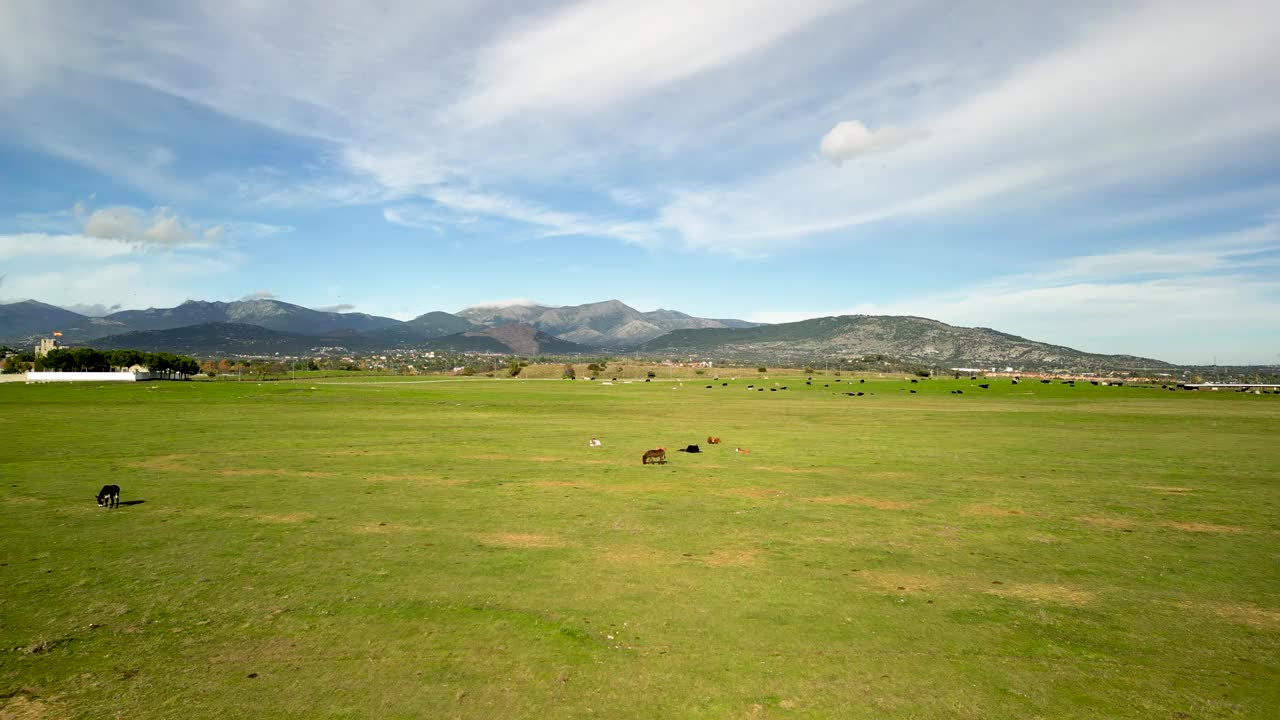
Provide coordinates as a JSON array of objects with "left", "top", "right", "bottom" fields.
[
  {"left": 677, "top": 445, "right": 701, "bottom": 453},
  {"left": 910, "top": 390, "right": 917, "bottom": 394},
  {"left": 96, "top": 484, "right": 120, "bottom": 509},
  {"left": 978, "top": 384, "right": 989, "bottom": 389}
]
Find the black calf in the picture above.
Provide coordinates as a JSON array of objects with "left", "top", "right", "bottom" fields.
[{"left": 96, "top": 484, "right": 120, "bottom": 509}]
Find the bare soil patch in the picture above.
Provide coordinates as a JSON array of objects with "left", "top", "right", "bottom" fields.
[
  {"left": 476, "top": 532, "right": 566, "bottom": 549},
  {"left": 964, "top": 503, "right": 1028, "bottom": 517},
  {"left": 127, "top": 453, "right": 193, "bottom": 472},
  {"left": 1141, "top": 486, "right": 1196, "bottom": 494},
  {"left": 700, "top": 548, "right": 760, "bottom": 567},
  {"left": 808, "top": 495, "right": 919, "bottom": 510},
  {"left": 216, "top": 469, "right": 333, "bottom": 479},
  {"left": 1076, "top": 515, "right": 1139, "bottom": 531},
  {"left": 0, "top": 695, "right": 68, "bottom": 720},
  {"left": 722, "top": 487, "right": 787, "bottom": 499},
  {"left": 1161, "top": 521, "right": 1245, "bottom": 534},
  {"left": 1179, "top": 601, "right": 1280, "bottom": 629},
  {"left": 986, "top": 583, "right": 1094, "bottom": 606}
]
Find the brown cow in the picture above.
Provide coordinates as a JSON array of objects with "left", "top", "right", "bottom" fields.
[
  {"left": 735, "top": 447, "right": 750, "bottom": 455},
  {"left": 642, "top": 448, "right": 667, "bottom": 464},
  {"left": 707, "top": 436, "right": 722, "bottom": 444}
]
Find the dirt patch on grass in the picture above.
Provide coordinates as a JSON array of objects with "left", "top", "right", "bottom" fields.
[
  {"left": 476, "top": 533, "right": 566, "bottom": 549},
  {"left": 528, "top": 480, "right": 583, "bottom": 489},
  {"left": 1076, "top": 515, "right": 1139, "bottom": 531},
  {"left": 598, "top": 547, "right": 672, "bottom": 565},
  {"left": 1180, "top": 601, "right": 1280, "bottom": 629},
  {"left": 318, "top": 448, "right": 403, "bottom": 458},
  {"left": 808, "top": 495, "right": 919, "bottom": 510},
  {"left": 252, "top": 512, "right": 313, "bottom": 524},
  {"left": 128, "top": 453, "right": 193, "bottom": 472},
  {"left": 2, "top": 496, "right": 43, "bottom": 505},
  {"left": 986, "top": 583, "right": 1094, "bottom": 606},
  {"left": 1141, "top": 486, "right": 1196, "bottom": 494},
  {"left": 858, "top": 571, "right": 942, "bottom": 593},
  {"left": 964, "top": 503, "right": 1028, "bottom": 517},
  {"left": 362, "top": 473, "right": 462, "bottom": 485},
  {"left": 700, "top": 548, "right": 760, "bottom": 567},
  {"left": 722, "top": 487, "right": 787, "bottom": 499},
  {"left": 353, "top": 522, "right": 416, "bottom": 534},
  {"left": 1161, "top": 521, "right": 1245, "bottom": 534},
  {"left": 216, "top": 469, "right": 333, "bottom": 479},
  {"left": 0, "top": 695, "right": 69, "bottom": 720}
]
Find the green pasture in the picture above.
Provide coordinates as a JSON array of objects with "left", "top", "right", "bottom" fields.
[{"left": 1, "top": 375, "right": 1277, "bottom": 718}]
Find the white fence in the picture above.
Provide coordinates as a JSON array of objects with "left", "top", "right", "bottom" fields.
[
  {"left": 25, "top": 371, "right": 139, "bottom": 383},
  {"left": 21, "top": 368, "right": 189, "bottom": 381}
]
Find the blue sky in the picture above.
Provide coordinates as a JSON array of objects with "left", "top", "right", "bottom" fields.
[{"left": 2, "top": 0, "right": 1278, "bottom": 364}]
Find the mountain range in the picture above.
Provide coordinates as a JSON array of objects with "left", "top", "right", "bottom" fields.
[
  {"left": 0, "top": 298, "right": 1173, "bottom": 369},
  {"left": 640, "top": 315, "right": 1173, "bottom": 370}
]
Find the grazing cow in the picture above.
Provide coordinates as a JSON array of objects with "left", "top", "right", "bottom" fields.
[
  {"left": 978, "top": 384, "right": 989, "bottom": 389},
  {"left": 910, "top": 379, "right": 918, "bottom": 383},
  {"left": 677, "top": 445, "right": 701, "bottom": 453},
  {"left": 910, "top": 390, "right": 917, "bottom": 394},
  {"left": 735, "top": 447, "right": 750, "bottom": 454},
  {"left": 747, "top": 385, "right": 754, "bottom": 389},
  {"left": 859, "top": 379, "right": 865, "bottom": 384},
  {"left": 722, "top": 383, "right": 728, "bottom": 387},
  {"left": 589, "top": 437, "right": 602, "bottom": 447},
  {"left": 857, "top": 392, "right": 864, "bottom": 396},
  {"left": 770, "top": 388, "right": 777, "bottom": 392},
  {"left": 707, "top": 436, "right": 722, "bottom": 445},
  {"left": 806, "top": 381, "right": 812, "bottom": 385},
  {"left": 706, "top": 385, "right": 713, "bottom": 389},
  {"left": 1011, "top": 379, "right": 1019, "bottom": 385},
  {"left": 1041, "top": 379, "right": 1051, "bottom": 384},
  {"left": 96, "top": 484, "right": 120, "bottom": 509},
  {"left": 780, "top": 386, "right": 787, "bottom": 390},
  {"left": 642, "top": 448, "right": 666, "bottom": 464}
]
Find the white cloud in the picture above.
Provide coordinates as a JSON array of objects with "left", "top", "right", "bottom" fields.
[
  {"left": 242, "top": 290, "right": 276, "bottom": 300},
  {"left": 0, "top": 233, "right": 138, "bottom": 260},
  {"left": 819, "top": 121, "right": 924, "bottom": 165},
  {"left": 465, "top": 298, "right": 545, "bottom": 309},
  {"left": 82, "top": 206, "right": 212, "bottom": 248},
  {"left": 455, "top": 0, "right": 857, "bottom": 125},
  {"left": 61, "top": 302, "right": 122, "bottom": 317},
  {"left": 317, "top": 303, "right": 356, "bottom": 313}
]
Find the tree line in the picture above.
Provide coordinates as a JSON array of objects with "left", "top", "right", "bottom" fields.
[{"left": 8, "top": 347, "right": 202, "bottom": 375}]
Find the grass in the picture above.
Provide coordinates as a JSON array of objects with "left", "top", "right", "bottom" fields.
[{"left": 1, "top": 374, "right": 1277, "bottom": 718}]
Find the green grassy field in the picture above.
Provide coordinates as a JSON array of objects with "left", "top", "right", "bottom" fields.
[{"left": 2, "top": 375, "right": 1278, "bottom": 719}]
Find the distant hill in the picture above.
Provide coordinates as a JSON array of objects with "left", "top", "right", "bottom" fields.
[
  {"left": 88, "top": 322, "right": 378, "bottom": 356},
  {"left": 364, "top": 311, "right": 480, "bottom": 346},
  {"left": 106, "top": 299, "right": 402, "bottom": 335},
  {"left": 640, "top": 315, "right": 1174, "bottom": 370},
  {"left": 456, "top": 299, "right": 763, "bottom": 347},
  {"left": 0, "top": 300, "right": 127, "bottom": 345},
  {"left": 428, "top": 324, "right": 591, "bottom": 356}
]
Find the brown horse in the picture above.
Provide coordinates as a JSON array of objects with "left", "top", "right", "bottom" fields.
[
  {"left": 642, "top": 448, "right": 667, "bottom": 464},
  {"left": 735, "top": 447, "right": 750, "bottom": 455},
  {"left": 707, "top": 436, "right": 722, "bottom": 444}
]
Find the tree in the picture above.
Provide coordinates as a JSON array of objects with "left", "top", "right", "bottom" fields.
[
  {"left": 587, "top": 363, "right": 602, "bottom": 374},
  {"left": 562, "top": 364, "right": 576, "bottom": 379},
  {"left": 757, "top": 367, "right": 768, "bottom": 373},
  {"left": 2, "top": 356, "right": 24, "bottom": 374},
  {"left": 646, "top": 371, "right": 656, "bottom": 378},
  {"left": 508, "top": 359, "right": 523, "bottom": 377}
]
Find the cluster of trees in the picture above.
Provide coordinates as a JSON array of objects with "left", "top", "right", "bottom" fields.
[{"left": 39, "top": 348, "right": 200, "bottom": 375}]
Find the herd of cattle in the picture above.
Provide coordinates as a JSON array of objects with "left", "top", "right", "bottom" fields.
[{"left": 641, "top": 436, "right": 745, "bottom": 464}]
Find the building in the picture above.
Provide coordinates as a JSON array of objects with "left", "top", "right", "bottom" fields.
[{"left": 36, "top": 337, "right": 61, "bottom": 357}]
